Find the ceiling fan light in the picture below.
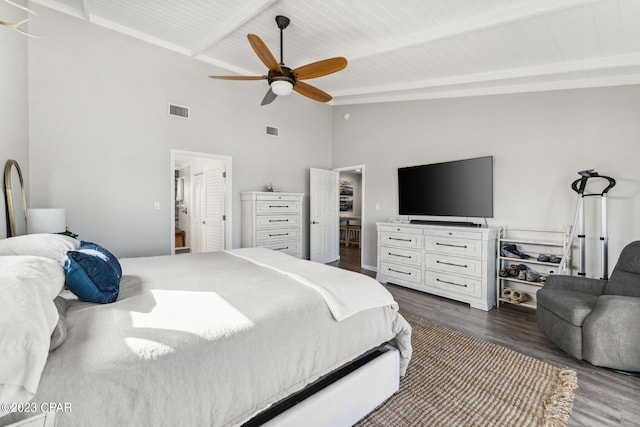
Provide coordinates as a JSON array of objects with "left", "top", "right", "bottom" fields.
[{"left": 271, "top": 80, "right": 293, "bottom": 96}]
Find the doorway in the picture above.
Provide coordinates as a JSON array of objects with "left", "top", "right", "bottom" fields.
[
  {"left": 170, "top": 150, "right": 232, "bottom": 254},
  {"left": 334, "top": 165, "right": 364, "bottom": 271}
]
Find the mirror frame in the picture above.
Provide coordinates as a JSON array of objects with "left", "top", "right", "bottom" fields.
[{"left": 4, "top": 159, "right": 28, "bottom": 237}]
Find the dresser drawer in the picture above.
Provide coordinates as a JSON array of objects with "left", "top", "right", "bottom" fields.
[
  {"left": 379, "top": 232, "right": 422, "bottom": 250},
  {"left": 258, "top": 241, "right": 301, "bottom": 257},
  {"left": 379, "top": 262, "right": 421, "bottom": 284},
  {"left": 256, "top": 228, "right": 299, "bottom": 243},
  {"left": 380, "top": 246, "right": 422, "bottom": 267},
  {"left": 425, "top": 236, "right": 482, "bottom": 257},
  {"left": 425, "top": 228, "right": 482, "bottom": 240},
  {"left": 378, "top": 225, "right": 423, "bottom": 235},
  {"left": 256, "top": 214, "right": 300, "bottom": 228},
  {"left": 424, "top": 270, "right": 481, "bottom": 298},
  {"left": 256, "top": 194, "right": 301, "bottom": 202},
  {"left": 256, "top": 200, "right": 300, "bottom": 214},
  {"left": 425, "top": 253, "right": 482, "bottom": 278}
]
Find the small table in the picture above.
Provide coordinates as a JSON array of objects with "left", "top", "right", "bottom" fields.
[{"left": 340, "top": 217, "right": 361, "bottom": 247}]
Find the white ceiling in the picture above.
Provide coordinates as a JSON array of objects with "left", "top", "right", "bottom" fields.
[{"left": 28, "top": 0, "right": 640, "bottom": 105}]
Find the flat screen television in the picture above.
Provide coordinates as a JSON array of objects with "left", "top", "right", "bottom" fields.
[{"left": 398, "top": 156, "right": 493, "bottom": 219}]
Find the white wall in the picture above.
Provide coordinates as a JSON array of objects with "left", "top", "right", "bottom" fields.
[
  {"left": 0, "top": 2, "right": 29, "bottom": 238},
  {"left": 332, "top": 86, "right": 640, "bottom": 276},
  {"left": 27, "top": 6, "right": 332, "bottom": 257}
]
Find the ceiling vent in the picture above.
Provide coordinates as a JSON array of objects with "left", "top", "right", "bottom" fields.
[
  {"left": 266, "top": 125, "right": 279, "bottom": 137},
  {"left": 169, "top": 104, "right": 189, "bottom": 119}
]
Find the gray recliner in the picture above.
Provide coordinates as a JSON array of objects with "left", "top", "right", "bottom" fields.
[{"left": 537, "top": 241, "right": 640, "bottom": 372}]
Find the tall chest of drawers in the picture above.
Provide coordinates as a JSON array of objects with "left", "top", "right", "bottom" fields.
[
  {"left": 241, "top": 192, "right": 304, "bottom": 258},
  {"left": 376, "top": 222, "right": 497, "bottom": 311}
]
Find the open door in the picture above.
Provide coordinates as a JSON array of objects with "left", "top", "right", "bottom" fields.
[{"left": 310, "top": 168, "right": 339, "bottom": 263}]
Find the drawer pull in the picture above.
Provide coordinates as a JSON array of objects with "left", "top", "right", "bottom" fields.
[
  {"left": 389, "top": 237, "right": 412, "bottom": 242},
  {"left": 269, "top": 219, "right": 289, "bottom": 222},
  {"left": 436, "top": 260, "right": 468, "bottom": 268},
  {"left": 388, "top": 268, "right": 412, "bottom": 275},
  {"left": 436, "top": 242, "right": 468, "bottom": 249},
  {"left": 436, "top": 278, "right": 467, "bottom": 288},
  {"left": 269, "top": 205, "right": 290, "bottom": 208},
  {"left": 273, "top": 246, "right": 289, "bottom": 251},
  {"left": 389, "top": 252, "right": 412, "bottom": 259},
  {"left": 269, "top": 233, "right": 289, "bottom": 237}
]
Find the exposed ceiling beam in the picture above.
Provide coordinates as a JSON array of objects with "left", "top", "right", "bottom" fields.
[
  {"left": 29, "top": 0, "right": 86, "bottom": 19},
  {"left": 331, "top": 73, "right": 640, "bottom": 105},
  {"left": 334, "top": 52, "right": 640, "bottom": 97},
  {"left": 348, "top": 0, "right": 601, "bottom": 61},
  {"left": 81, "top": 0, "right": 91, "bottom": 20},
  {"left": 191, "top": 0, "right": 278, "bottom": 57},
  {"left": 197, "top": 55, "right": 260, "bottom": 76},
  {"left": 89, "top": 15, "right": 192, "bottom": 56}
]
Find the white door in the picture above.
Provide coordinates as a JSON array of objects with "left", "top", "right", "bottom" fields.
[
  {"left": 310, "top": 168, "right": 339, "bottom": 263},
  {"left": 191, "top": 164, "right": 226, "bottom": 253},
  {"left": 192, "top": 173, "right": 206, "bottom": 252},
  {"left": 203, "top": 166, "right": 225, "bottom": 251}
]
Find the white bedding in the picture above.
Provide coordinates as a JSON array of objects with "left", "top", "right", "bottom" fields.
[{"left": 1, "top": 249, "right": 411, "bottom": 427}]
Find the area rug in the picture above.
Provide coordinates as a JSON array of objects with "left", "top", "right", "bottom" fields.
[{"left": 357, "top": 314, "right": 578, "bottom": 427}]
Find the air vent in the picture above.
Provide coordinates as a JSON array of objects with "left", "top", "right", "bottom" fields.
[
  {"left": 266, "top": 125, "right": 279, "bottom": 137},
  {"left": 169, "top": 104, "right": 189, "bottom": 119}
]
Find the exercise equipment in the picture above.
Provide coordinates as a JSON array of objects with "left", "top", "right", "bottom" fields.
[{"left": 559, "top": 169, "right": 616, "bottom": 279}]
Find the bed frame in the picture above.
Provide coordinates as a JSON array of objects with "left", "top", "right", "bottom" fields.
[{"left": 246, "top": 345, "right": 399, "bottom": 426}]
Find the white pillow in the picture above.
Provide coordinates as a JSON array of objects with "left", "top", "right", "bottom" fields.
[
  {"left": 0, "top": 234, "right": 80, "bottom": 264},
  {"left": 0, "top": 256, "right": 65, "bottom": 413}
]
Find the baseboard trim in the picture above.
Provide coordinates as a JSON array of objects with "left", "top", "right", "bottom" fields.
[{"left": 363, "top": 264, "right": 377, "bottom": 272}]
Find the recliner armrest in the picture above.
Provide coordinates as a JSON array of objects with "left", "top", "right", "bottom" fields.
[
  {"left": 582, "top": 295, "right": 640, "bottom": 371},
  {"left": 544, "top": 274, "right": 606, "bottom": 296}
]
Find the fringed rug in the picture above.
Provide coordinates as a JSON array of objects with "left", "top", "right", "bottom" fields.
[{"left": 357, "top": 314, "right": 578, "bottom": 427}]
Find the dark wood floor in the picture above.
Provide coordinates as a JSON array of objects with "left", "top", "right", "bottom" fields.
[{"left": 330, "top": 251, "right": 640, "bottom": 427}]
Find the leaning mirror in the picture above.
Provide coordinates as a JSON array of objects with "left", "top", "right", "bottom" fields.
[{"left": 4, "top": 160, "right": 28, "bottom": 236}]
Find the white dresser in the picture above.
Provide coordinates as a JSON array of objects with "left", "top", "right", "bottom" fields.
[
  {"left": 376, "top": 222, "right": 497, "bottom": 311},
  {"left": 241, "top": 192, "right": 304, "bottom": 258}
]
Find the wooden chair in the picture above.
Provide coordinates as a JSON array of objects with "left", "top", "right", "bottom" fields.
[
  {"left": 348, "top": 225, "right": 361, "bottom": 248},
  {"left": 340, "top": 225, "right": 349, "bottom": 246}
]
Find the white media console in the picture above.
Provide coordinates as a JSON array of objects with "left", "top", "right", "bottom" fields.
[{"left": 376, "top": 222, "right": 497, "bottom": 311}]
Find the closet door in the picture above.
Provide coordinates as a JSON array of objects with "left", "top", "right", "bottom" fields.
[
  {"left": 192, "top": 173, "right": 206, "bottom": 253},
  {"left": 203, "top": 166, "right": 225, "bottom": 252}
]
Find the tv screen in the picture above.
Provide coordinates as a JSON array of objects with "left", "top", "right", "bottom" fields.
[{"left": 398, "top": 156, "right": 493, "bottom": 218}]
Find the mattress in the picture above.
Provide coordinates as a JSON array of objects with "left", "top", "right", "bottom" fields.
[{"left": 2, "top": 249, "right": 411, "bottom": 427}]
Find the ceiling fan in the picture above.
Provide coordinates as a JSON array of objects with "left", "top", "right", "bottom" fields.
[{"left": 209, "top": 15, "right": 347, "bottom": 105}]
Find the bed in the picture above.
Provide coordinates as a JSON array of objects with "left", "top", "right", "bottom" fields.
[{"left": 0, "top": 234, "right": 412, "bottom": 427}]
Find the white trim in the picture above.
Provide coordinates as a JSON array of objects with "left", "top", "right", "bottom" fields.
[
  {"left": 170, "top": 149, "right": 233, "bottom": 254},
  {"left": 362, "top": 264, "right": 377, "bottom": 273}
]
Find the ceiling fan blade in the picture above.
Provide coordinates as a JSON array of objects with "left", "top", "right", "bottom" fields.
[
  {"left": 293, "top": 81, "right": 332, "bottom": 103},
  {"left": 292, "top": 57, "right": 347, "bottom": 80},
  {"left": 261, "top": 88, "right": 278, "bottom": 105},
  {"left": 208, "top": 75, "right": 267, "bottom": 80},
  {"left": 247, "top": 34, "right": 283, "bottom": 73}
]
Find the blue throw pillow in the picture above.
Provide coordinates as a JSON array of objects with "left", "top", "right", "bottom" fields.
[
  {"left": 64, "top": 250, "right": 120, "bottom": 304},
  {"left": 80, "top": 241, "right": 122, "bottom": 279}
]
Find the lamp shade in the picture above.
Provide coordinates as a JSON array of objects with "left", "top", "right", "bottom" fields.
[
  {"left": 28, "top": 208, "right": 66, "bottom": 234},
  {"left": 271, "top": 80, "right": 293, "bottom": 96}
]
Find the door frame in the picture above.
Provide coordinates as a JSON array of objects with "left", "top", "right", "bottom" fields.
[
  {"left": 333, "top": 164, "right": 366, "bottom": 268},
  {"left": 170, "top": 149, "right": 232, "bottom": 254}
]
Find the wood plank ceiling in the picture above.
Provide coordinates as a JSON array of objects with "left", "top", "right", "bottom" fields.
[{"left": 27, "top": 0, "right": 640, "bottom": 105}]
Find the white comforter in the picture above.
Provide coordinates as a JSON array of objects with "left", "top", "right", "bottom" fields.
[{"left": 2, "top": 249, "right": 411, "bottom": 427}]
